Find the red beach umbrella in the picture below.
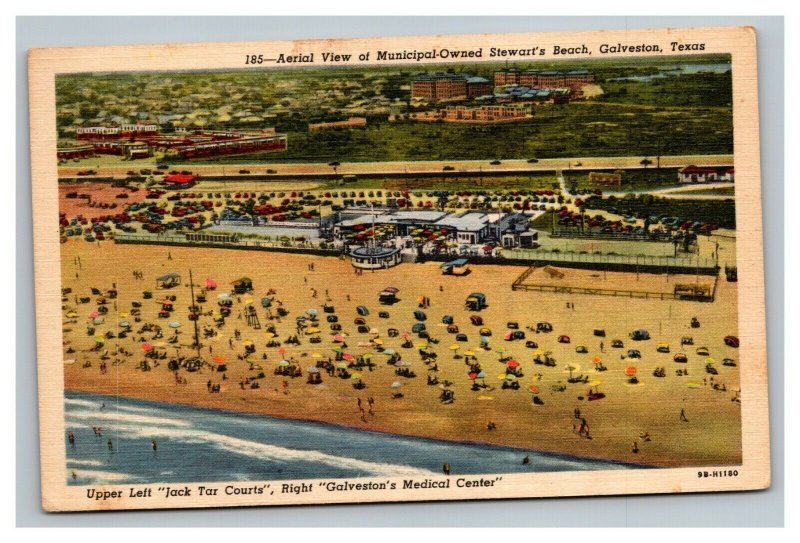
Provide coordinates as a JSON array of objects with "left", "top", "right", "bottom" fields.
[
  {"left": 507, "top": 360, "right": 520, "bottom": 368},
  {"left": 141, "top": 343, "right": 153, "bottom": 352},
  {"left": 468, "top": 372, "right": 478, "bottom": 380},
  {"left": 626, "top": 366, "right": 637, "bottom": 376}
]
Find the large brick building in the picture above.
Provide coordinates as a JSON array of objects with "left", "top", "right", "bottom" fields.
[
  {"left": 411, "top": 73, "right": 492, "bottom": 101},
  {"left": 494, "top": 69, "right": 595, "bottom": 91}
]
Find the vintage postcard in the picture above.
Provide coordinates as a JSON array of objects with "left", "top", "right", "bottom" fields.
[{"left": 28, "top": 26, "right": 769, "bottom": 512}]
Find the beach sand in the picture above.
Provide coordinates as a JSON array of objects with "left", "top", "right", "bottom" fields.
[{"left": 60, "top": 239, "right": 742, "bottom": 468}]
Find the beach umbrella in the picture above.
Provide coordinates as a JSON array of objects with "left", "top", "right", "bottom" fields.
[
  {"left": 401, "top": 331, "right": 410, "bottom": 338},
  {"left": 119, "top": 321, "right": 130, "bottom": 329},
  {"left": 94, "top": 336, "right": 105, "bottom": 344},
  {"left": 592, "top": 356, "right": 602, "bottom": 364},
  {"left": 334, "top": 334, "right": 345, "bottom": 343},
  {"left": 264, "top": 332, "right": 275, "bottom": 338},
  {"left": 331, "top": 346, "right": 343, "bottom": 353},
  {"left": 687, "top": 381, "right": 703, "bottom": 388},
  {"left": 311, "top": 352, "right": 323, "bottom": 359},
  {"left": 306, "top": 327, "right": 320, "bottom": 334},
  {"left": 497, "top": 373, "right": 507, "bottom": 380},
  {"left": 343, "top": 353, "right": 354, "bottom": 361},
  {"left": 507, "top": 359, "right": 520, "bottom": 368},
  {"left": 205, "top": 278, "right": 217, "bottom": 289},
  {"left": 496, "top": 347, "right": 506, "bottom": 354},
  {"left": 93, "top": 317, "right": 105, "bottom": 325},
  {"left": 278, "top": 360, "right": 290, "bottom": 367},
  {"left": 625, "top": 366, "right": 637, "bottom": 376},
  {"left": 278, "top": 347, "right": 286, "bottom": 355},
  {"left": 464, "top": 350, "right": 475, "bottom": 357},
  {"left": 119, "top": 312, "right": 128, "bottom": 319},
  {"left": 372, "top": 338, "right": 383, "bottom": 345},
  {"left": 350, "top": 372, "right": 362, "bottom": 380},
  {"left": 358, "top": 341, "right": 372, "bottom": 348},
  {"left": 369, "top": 327, "right": 379, "bottom": 334},
  {"left": 169, "top": 321, "right": 181, "bottom": 328},
  {"left": 307, "top": 308, "right": 318, "bottom": 316},
  {"left": 589, "top": 379, "right": 602, "bottom": 387},
  {"left": 477, "top": 371, "right": 486, "bottom": 379},
  {"left": 362, "top": 353, "right": 372, "bottom": 360},
  {"left": 415, "top": 342, "right": 428, "bottom": 349},
  {"left": 390, "top": 381, "right": 402, "bottom": 388},
  {"left": 307, "top": 366, "right": 320, "bottom": 373},
  {"left": 468, "top": 372, "right": 478, "bottom": 380},
  {"left": 243, "top": 339, "right": 253, "bottom": 346},
  {"left": 141, "top": 343, "right": 153, "bottom": 352},
  {"left": 506, "top": 374, "right": 518, "bottom": 381},
  {"left": 89, "top": 311, "right": 99, "bottom": 318},
  {"left": 217, "top": 293, "right": 230, "bottom": 300},
  {"left": 449, "top": 344, "right": 460, "bottom": 350},
  {"left": 528, "top": 384, "right": 540, "bottom": 394},
  {"left": 336, "top": 362, "right": 348, "bottom": 369},
  {"left": 212, "top": 355, "right": 225, "bottom": 364},
  {"left": 382, "top": 348, "right": 397, "bottom": 356}
]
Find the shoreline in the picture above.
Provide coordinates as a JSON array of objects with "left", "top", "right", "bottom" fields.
[
  {"left": 64, "top": 388, "right": 655, "bottom": 470},
  {"left": 60, "top": 242, "right": 743, "bottom": 470}
]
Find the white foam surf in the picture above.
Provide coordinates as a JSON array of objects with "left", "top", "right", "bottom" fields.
[{"left": 107, "top": 422, "right": 437, "bottom": 477}]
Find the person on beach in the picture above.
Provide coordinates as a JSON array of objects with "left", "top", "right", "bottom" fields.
[
  {"left": 68, "top": 432, "right": 75, "bottom": 446},
  {"left": 442, "top": 463, "right": 451, "bottom": 475},
  {"left": 152, "top": 440, "right": 158, "bottom": 451},
  {"left": 107, "top": 438, "right": 113, "bottom": 451},
  {"left": 680, "top": 408, "right": 689, "bottom": 422},
  {"left": 522, "top": 455, "right": 530, "bottom": 465}
]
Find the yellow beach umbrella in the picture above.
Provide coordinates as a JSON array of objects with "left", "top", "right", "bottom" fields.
[
  {"left": 464, "top": 350, "right": 475, "bottom": 356},
  {"left": 311, "top": 352, "right": 323, "bottom": 358},
  {"left": 372, "top": 338, "right": 383, "bottom": 345}
]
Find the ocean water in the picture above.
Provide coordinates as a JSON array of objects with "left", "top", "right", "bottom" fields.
[
  {"left": 609, "top": 62, "right": 732, "bottom": 82},
  {"left": 64, "top": 391, "right": 638, "bottom": 485}
]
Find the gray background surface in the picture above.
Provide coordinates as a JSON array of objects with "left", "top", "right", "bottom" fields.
[{"left": 16, "top": 16, "right": 784, "bottom": 527}]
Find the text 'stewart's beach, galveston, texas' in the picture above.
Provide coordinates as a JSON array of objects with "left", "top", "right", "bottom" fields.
[{"left": 28, "top": 26, "right": 769, "bottom": 512}]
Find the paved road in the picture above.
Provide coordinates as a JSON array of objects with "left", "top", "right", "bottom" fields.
[
  {"left": 602, "top": 182, "right": 736, "bottom": 200},
  {"left": 58, "top": 154, "right": 734, "bottom": 179}
]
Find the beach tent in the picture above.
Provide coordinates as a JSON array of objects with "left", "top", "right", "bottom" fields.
[
  {"left": 231, "top": 277, "right": 253, "bottom": 294},
  {"left": 356, "top": 306, "right": 369, "bottom": 316}
]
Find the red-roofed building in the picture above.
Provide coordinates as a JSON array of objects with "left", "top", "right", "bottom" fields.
[
  {"left": 678, "top": 165, "right": 732, "bottom": 184},
  {"left": 163, "top": 174, "right": 198, "bottom": 187}
]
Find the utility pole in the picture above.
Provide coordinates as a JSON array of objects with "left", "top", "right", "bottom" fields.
[{"left": 188, "top": 269, "right": 201, "bottom": 357}]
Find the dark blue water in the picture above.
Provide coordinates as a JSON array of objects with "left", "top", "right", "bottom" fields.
[{"left": 64, "top": 391, "right": 638, "bottom": 485}]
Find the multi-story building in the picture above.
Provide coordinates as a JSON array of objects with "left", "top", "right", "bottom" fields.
[
  {"left": 411, "top": 73, "right": 491, "bottom": 101},
  {"left": 494, "top": 69, "right": 595, "bottom": 91}
]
